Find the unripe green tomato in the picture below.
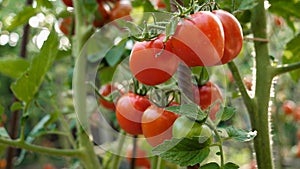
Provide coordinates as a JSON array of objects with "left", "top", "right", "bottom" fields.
[{"left": 172, "top": 116, "right": 212, "bottom": 143}]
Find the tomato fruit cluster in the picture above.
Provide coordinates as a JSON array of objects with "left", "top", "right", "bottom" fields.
[
  {"left": 129, "top": 10, "right": 243, "bottom": 86},
  {"left": 59, "top": 0, "right": 132, "bottom": 35}
]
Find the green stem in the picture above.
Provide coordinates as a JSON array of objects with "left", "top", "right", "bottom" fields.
[
  {"left": 272, "top": 61, "right": 300, "bottom": 77},
  {"left": 227, "top": 61, "right": 253, "bottom": 113},
  {"left": 151, "top": 156, "right": 161, "bottom": 169},
  {"left": 0, "top": 138, "right": 82, "bottom": 157},
  {"left": 111, "top": 131, "right": 127, "bottom": 169},
  {"left": 251, "top": 0, "right": 274, "bottom": 168}
]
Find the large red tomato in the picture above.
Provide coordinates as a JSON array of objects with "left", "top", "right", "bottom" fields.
[
  {"left": 116, "top": 93, "right": 151, "bottom": 135},
  {"left": 141, "top": 103, "right": 179, "bottom": 147},
  {"left": 130, "top": 34, "right": 179, "bottom": 86},
  {"left": 98, "top": 84, "right": 119, "bottom": 110},
  {"left": 193, "top": 82, "right": 223, "bottom": 120},
  {"left": 212, "top": 10, "right": 243, "bottom": 64},
  {"left": 126, "top": 145, "right": 151, "bottom": 169},
  {"left": 169, "top": 11, "right": 224, "bottom": 67}
]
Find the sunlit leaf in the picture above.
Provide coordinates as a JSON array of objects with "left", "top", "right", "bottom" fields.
[
  {"left": 225, "top": 126, "right": 257, "bottom": 142},
  {"left": 7, "top": 7, "right": 37, "bottom": 31},
  {"left": 0, "top": 58, "right": 30, "bottom": 79}
]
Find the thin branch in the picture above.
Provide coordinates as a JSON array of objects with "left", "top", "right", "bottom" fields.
[
  {"left": 0, "top": 138, "right": 82, "bottom": 158},
  {"left": 272, "top": 61, "right": 300, "bottom": 77},
  {"left": 227, "top": 61, "right": 253, "bottom": 113},
  {"left": 243, "top": 37, "right": 269, "bottom": 43}
]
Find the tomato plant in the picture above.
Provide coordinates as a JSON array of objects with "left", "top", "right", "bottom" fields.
[
  {"left": 169, "top": 11, "right": 224, "bottom": 67},
  {"left": 116, "top": 93, "right": 151, "bottom": 135},
  {"left": 141, "top": 103, "right": 179, "bottom": 147},
  {"left": 193, "top": 81, "right": 223, "bottom": 120},
  {"left": 212, "top": 10, "right": 243, "bottom": 65},
  {"left": 129, "top": 34, "right": 179, "bottom": 86}
]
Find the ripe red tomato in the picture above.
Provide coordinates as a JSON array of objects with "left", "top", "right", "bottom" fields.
[
  {"left": 297, "top": 142, "right": 300, "bottom": 158},
  {"left": 93, "top": 2, "right": 110, "bottom": 27},
  {"left": 109, "top": 0, "right": 132, "bottom": 20},
  {"left": 142, "top": 103, "right": 179, "bottom": 147},
  {"left": 99, "top": 84, "right": 119, "bottom": 110},
  {"left": 59, "top": 17, "right": 73, "bottom": 36},
  {"left": 274, "top": 16, "right": 284, "bottom": 27},
  {"left": 297, "top": 130, "right": 300, "bottom": 140},
  {"left": 156, "top": 0, "right": 166, "bottom": 9},
  {"left": 282, "top": 100, "right": 296, "bottom": 115},
  {"left": 43, "top": 164, "right": 56, "bottom": 169},
  {"left": 116, "top": 93, "right": 151, "bottom": 135},
  {"left": 212, "top": 10, "right": 243, "bottom": 64},
  {"left": 193, "top": 82, "right": 223, "bottom": 120},
  {"left": 62, "top": 0, "right": 73, "bottom": 7},
  {"left": 126, "top": 145, "right": 151, "bottom": 169},
  {"left": 130, "top": 34, "right": 179, "bottom": 86},
  {"left": 243, "top": 75, "right": 253, "bottom": 91},
  {"left": 169, "top": 11, "right": 224, "bottom": 67},
  {"left": 0, "top": 159, "right": 6, "bottom": 169}
]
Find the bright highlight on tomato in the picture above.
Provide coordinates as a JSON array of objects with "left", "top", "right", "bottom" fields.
[
  {"left": 142, "top": 103, "right": 179, "bottom": 147},
  {"left": 212, "top": 10, "right": 243, "bottom": 64},
  {"left": 116, "top": 93, "right": 151, "bottom": 135},
  {"left": 129, "top": 34, "right": 179, "bottom": 86},
  {"left": 193, "top": 82, "right": 223, "bottom": 120},
  {"left": 169, "top": 11, "right": 225, "bottom": 67}
]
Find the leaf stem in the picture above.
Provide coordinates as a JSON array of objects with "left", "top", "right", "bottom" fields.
[
  {"left": 272, "top": 61, "right": 300, "bottom": 77},
  {"left": 111, "top": 131, "right": 127, "bottom": 169}
]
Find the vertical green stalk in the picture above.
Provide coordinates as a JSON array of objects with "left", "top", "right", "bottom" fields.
[
  {"left": 72, "top": 0, "right": 102, "bottom": 168},
  {"left": 251, "top": 0, "right": 274, "bottom": 168}
]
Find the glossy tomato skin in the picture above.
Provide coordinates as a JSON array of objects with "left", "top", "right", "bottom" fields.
[
  {"left": 59, "top": 17, "right": 73, "bottom": 36},
  {"left": 212, "top": 10, "right": 243, "bottom": 64},
  {"left": 169, "top": 11, "right": 224, "bottom": 67},
  {"left": 193, "top": 82, "right": 223, "bottom": 120},
  {"left": 142, "top": 103, "right": 179, "bottom": 147},
  {"left": 62, "top": 0, "right": 73, "bottom": 7},
  {"left": 109, "top": 0, "right": 132, "bottom": 20},
  {"left": 172, "top": 116, "right": 212, "bottom": 143},
  {"left": 116, "top": 93, "right": 151, "bottom": 135},
  {"left": 99, "top": 84, "right": 118, "bottom": 110},
  {"left": 130, "top": 34, "right": 179, "bottom": 86},
  {"left": 126, "top": 145, "right": 151, "bottom": 169}
]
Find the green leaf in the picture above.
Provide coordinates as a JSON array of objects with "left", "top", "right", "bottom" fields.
[
  {"left": 105, "top": 39, "right": 127, "bottom": 66},
  {"left": 165, "top": 104, "right": 207, "bottom": 122},
  {"left": 99, "top": 65, "right": 118, "bottom": 84},
  {"left": 221, "top": 106, "right": 236, "bottom": 122},
  {"left": 36, "top": 0, "right": 53, "bottom": 9},
  {"left": 132, "top": 0, "right": 157, "bottom": 12},
  {"left": 223, "top": 162, "right": 239, "bottom": 169},
  {"left": 0, "top": 58, "right": 30, "bottom": 79},
  {"left": 56, "top": 49, "right": 72, "bottom": 60},
  {"left": 237, "top": 0, "right": 258, "bottom": 11},
  {"left": 153, "top": 138, "right": 210, "bottom": 166},
  {"left": 7, "top": 7, "right": 37, "bottom": 31},
  {"left": 283, "top": 34, "right": 300, "bottom": 81},
  {"left": 200, "top": 162, "right": 220, "bottom": 169},
  {"left": 165, "top": 17, "right": 179, "bottom": 40},
  {"left": 0, "top": 127, "right": 10, "bottom": 138},
  {"left": 0, "top": 104, "right": 4, "bottom": 115},
  {"left": 225, "top": 126, "right": 257, "bottom": 142},
  {"left": 11, "top": 30, "right": 59, "bottom": 104},
  {"left": 10, "top": 102, "right": 23, "bottom": 112}
]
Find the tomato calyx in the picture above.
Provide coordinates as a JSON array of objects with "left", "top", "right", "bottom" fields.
[
  {"left": 149, "top": 88, "right": 178, "bottom": 108},
  {"left": 130, "top": 78, "right": 149, "bottom": 96}
]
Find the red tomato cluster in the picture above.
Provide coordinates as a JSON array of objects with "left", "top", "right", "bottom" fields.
[
  {"left": 129, "top": 10, "right": 243, "bottom": 86},
  {"left": 59, "top": 0, "right": 132, "bottom": 35}
]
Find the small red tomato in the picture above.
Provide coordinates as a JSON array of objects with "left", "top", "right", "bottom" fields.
[
  {"left": 93, "top": 2, "right": 110, "bottom": 27},
  {"left": 129, "top": 34, "right": 179, "bottom": 86},
  {"left": 282, "top": 100, "right": 296, "bottom": 115},
  {"left": 297, "top": 130, "right": 300, "bottom": 140},
  {"left": 43, "top": 164, "right": 56, "bottom": 169},
  {"left": 274, "top": 16, "right": 284, "bottom": 27},
  {"left": 99, "top": 84, "right": 119, "bottom": 110},
  {"left": 297, "top": 142, "right": 300, "bottom": 158},
  {"left": 293, "top": 106, "right": 300, "bottom": 121},
  {"left": 142, "top": 103, "right": 179, "bottom": 147},
  {"left": 169, "top": 11, "right": 224, "bottom": 67},
  {"left": 116, "top": 93, "right": 151, "bottom": 135},
  {"left": 156, "top": 0, "right": 166, "bottom": 9},
  {"left": 109, "top": 0, "right": 132, "bottom": 20},
  {"left": 0, "top": 159, "right": 6, "bottom": 169},
  {"left": 62, "top": 0, "right": 73, "bottom": 7},
  {"left": 193, "top": 82, "right": 223, "bottom": 120},
  {"left": 243, "top": 75, "right": 253, "bottom": 91},
  {"left": 126, "top": 145, "right": 151, "bottom": 169},
  {"left": 59, "top": 17, "right": 73, "bottom": 36},
  {"left": 212, "top": 10, "right": 243, "bottom": 64}
]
